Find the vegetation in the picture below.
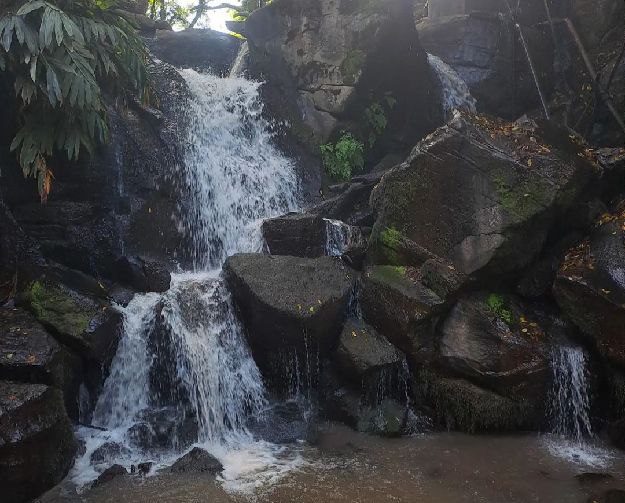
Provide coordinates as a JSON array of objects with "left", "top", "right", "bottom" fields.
[
  {"left": 320, "top": 131, "right": 364, "bottom": 181},
  {"left": 0, "top": 0, "right": 148, "bottom": 200},
  {"left": 148, "top": 0, "right": 191, "bottom": 27},
  {"left": 486, "top": 293, "right": 514, "bottom": 326}
]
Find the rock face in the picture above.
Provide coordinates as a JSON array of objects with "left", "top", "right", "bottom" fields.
[
  {"left": 224, "top": 254, "right": 355, "bottom": 373},
  {"left": 553, "top": 210, "right": 625, "bottom": 366},
  {"left": 361, "top": 265, "right": 444, "bottom": 362},
  {"left": 149, "top": 29, "right": 242, "bottom": 74},
  {"left": 417, "top": 9, "right": 554, "bottom": 119},
  {"left": 245, "top": 0, "right": 440, "bottom": 151},
  {"left": 437, "top": 293, "right": 549, "bottom": 402},
  {"left": 0, "top": 381, "right": 76, "bottom": 503},
  {"left": 0, "top": 308, "right": 81, "bottom": 417},
  {"left": 262, "top": 213, "right": 327, "bottom": 257},
  {"left": 0, "top": 60, "right": 190, "bottom": 279},
  {"left": 369, "top": 113, "right": 600, "bottom": 278}
]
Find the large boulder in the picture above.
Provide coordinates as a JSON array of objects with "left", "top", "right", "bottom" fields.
[
  {"left": 417, "top": 12, "right": 554, "bottom": 119},
  {"left": 553, "top": 209, "right": 625, "bottom": 366},
  {"left": 416, "top": 373, "right": 534, "bottom": 432},
  {"left": 262, "top": 213, "right": 327, "bottom": 257},
  {"left": 437, "top": 293, "right": 549, "bottom": 402},
  {"left": 244, "top": 0, "right": 440, "bottom": 151},
  {"left": 149, "top": 29, "right": 242, "bottom": 74},
  {"left": 262, "top": 212, "right": 365, "bottom": 261},
  {"left": 0, "top": 381, "right": 76, "bottom": 503},
  {"left": 0, "top": 308, "right": 81, "bottom": 418},
  {"left": 361, "top": 265, "right": 444, "bottom": 362},
  {"left": 369, "top": 113, "right": 600, "bottom": 278},
  {"left": 333, "top": 318, "right": 405, "bottom": 385},
  {"left": 224, "top": 254, "right": 355, "bottom": 373}
]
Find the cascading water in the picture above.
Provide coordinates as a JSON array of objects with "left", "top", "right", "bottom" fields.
[
  {"left": 73, "top": 70, "right": 301, "bottom": 488},
  {"left": 543, "top": 344, "right": 613, "bottom": 468},
  {"left": 548, "top": 344, "right": 593, "bottom": 441},
  {"left": 323, "top": 218, "right": 363, "bottom": 257},
  {"left": 427, "top": 53, "right": 477, "bottom": 118}
]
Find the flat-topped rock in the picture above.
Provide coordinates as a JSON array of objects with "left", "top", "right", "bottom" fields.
[{"left": 224, "top": 254, "right": 355, "bottom": 372}]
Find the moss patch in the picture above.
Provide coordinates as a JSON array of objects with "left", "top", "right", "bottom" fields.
[
  {"left": 27, "top": 281, "right": 93, "bottom": 339},
  {"left": 491, "top": 171, "right": 551, "bottom": 222},
  {"left": 486, "top": 293, "right": 514, "bottom": 327}
]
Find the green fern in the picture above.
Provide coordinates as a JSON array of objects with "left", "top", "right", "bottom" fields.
[
  {"left": 321, "top": 132, "right": 364, "bottom": 181},
  {"left": 0, "top": 0, "right": 148, "bottom": 200}
]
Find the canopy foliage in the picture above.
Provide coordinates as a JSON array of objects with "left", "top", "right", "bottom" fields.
[{"left": 0, "top": 0, "right": 148, "bottom": 200}]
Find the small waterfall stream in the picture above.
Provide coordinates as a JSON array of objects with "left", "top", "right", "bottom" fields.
[
  {"left": 73, "top": 70, "right": 301, "bottom": 488},
  {"left": 427, "top": 54, "right": 477, "bottom": 118},
  {"left": 548, "top": 345, "right": 593, "bottom": 441}
]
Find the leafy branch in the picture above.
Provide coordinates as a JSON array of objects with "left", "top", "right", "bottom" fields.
[{"left": 0, "top": 0, "right": 148, "bottom": 201}]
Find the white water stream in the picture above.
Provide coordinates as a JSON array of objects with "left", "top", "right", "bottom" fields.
[
  {"left": 427, "top": 53, "right": 477, "bottom": 118},
  {"left": 73, "top": 71, "right": 302, "bottom": 492}
]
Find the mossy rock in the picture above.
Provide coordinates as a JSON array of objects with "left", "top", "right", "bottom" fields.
[
  {"left": 417, "top": 373, "right": 535, "bottom": 433},
  {"left": 21, "top": 279, "right": 121, "bottom": 365}
]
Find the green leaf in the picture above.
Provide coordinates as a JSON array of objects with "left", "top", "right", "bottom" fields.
[{"left": 17, "top": 1, "right": 48, "bottom": 16}]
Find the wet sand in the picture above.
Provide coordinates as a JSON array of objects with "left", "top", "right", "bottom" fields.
[{"left": 40, "top": 424, "right": 625, "bottom": 503}]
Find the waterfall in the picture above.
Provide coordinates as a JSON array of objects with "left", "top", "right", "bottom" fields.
[
  {"left": 547, "top": 345, "right": 593, "bottom": 441},
  {"left": 73, "top": 70, "right": 300, "bottom": 485},
  {"left": 427, "top": 53, "right": 477, "bottom": 118},
  {"left": 323, "top": 218, "right": 363, "bottom": 257}
]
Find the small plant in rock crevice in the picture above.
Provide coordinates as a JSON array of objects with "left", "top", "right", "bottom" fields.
[
  {"left": 486, "top": 293, "right": 514, "bottom": 327},
  {"left": 321, "top": 131, "right": 364, "bottom": 181}
]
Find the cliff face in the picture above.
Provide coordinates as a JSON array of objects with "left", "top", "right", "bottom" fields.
[{"left": 244, "top": 0, "right": 442, "bottom": 167}]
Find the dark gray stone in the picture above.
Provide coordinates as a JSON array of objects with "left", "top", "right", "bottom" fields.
[
  {"left": 0, "top": 381, "right": 76, "bottom": 503},
  {"left": 224, "top": 254, "right": 355, "bottom": 370},
  {"left": 149, "top": 29, "right": 241, "bottom": 74},
  {"left": 334, "top": 319, "right": 405, "bottom": 384},
  {"left": 0, "top": 307, "right": 82, "bottom": 418},
  {"left": 92, "top": 464, "right": 128, "bottom": 488},
  {"left": 170, "top": 447, "right": 223, "bottom": 475}
]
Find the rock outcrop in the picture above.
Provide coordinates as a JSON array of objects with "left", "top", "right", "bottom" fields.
[
  {"left": 224, "top": 254, "right": 355, "bottom": 376},
  {"left": 0, "top": 382, "right": 76, "bottom": 503},
  {"left": 333, "top": 318, "right": 405, "bottom": 385},
  {"left": 0, "top": 308, "right": 82, "bottom": 417},
  {"left": 369, "top": 113, "right": 600, "bottom": 278},
  {"left": 554, "top": 208, "right": 625, "bottom": 366},
  {"left": 244, "top": 0, "right": 440, "bottom": 153}
]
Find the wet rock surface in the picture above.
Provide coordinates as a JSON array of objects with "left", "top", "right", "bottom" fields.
[
  {"left": 361, "top": 265, "right": 443, "bottom": 362},
  {"left": 437, "top": 292, "right": 549, "bottom": 401},
  {"left": 553, "top": 208, "right": 625, "bottom": 366},
  {"left": 369, "top": 113, "right": 600, "bottom": 277},
  {"left": 262, "top": 213, "right": 327, "bottom": 257},
  {"left": 169, "top": 447, "right": 223, "bottom": 475},
  {"left": 0, "top": 307, "right": 81, "bottom": 417},
  {"left": 224, "top": 254, "right": 356, "bottom": 372},
  {"left": 334, "top": 318, "right": 405, "bottom": 384},
  {"left": 0, "top": 381, "right": 76, "bottom": 503}
]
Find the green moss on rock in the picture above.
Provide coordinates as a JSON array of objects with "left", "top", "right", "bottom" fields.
[{"left": 26, "top": 281, "right": 94, "bottom": 340}]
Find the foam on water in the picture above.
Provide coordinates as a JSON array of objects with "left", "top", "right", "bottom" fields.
[{"left": 72, "top": 69, "right": 302, "bottom": 493}]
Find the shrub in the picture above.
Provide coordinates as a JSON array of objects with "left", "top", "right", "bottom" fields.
[{"left": 320, "top": 132, "right": 364, "bottom": 181}]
